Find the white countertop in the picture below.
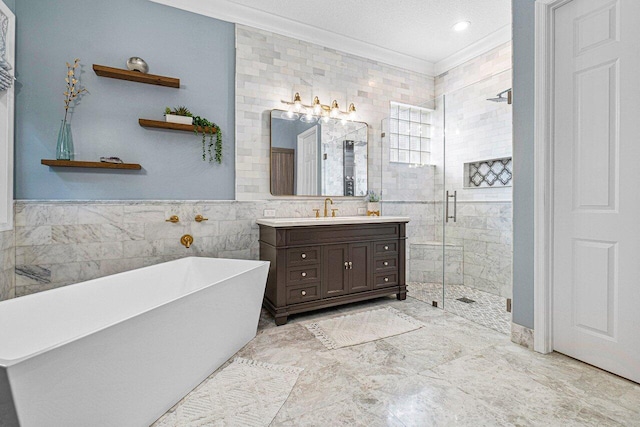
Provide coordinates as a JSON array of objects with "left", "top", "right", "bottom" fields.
[{"left": 256, "top": 215, "right": 410, "bottom": 227}]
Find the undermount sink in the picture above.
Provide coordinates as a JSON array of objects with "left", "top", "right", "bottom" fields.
[{"left": 255, "top": 215, "right": 410, "bottom": 227}]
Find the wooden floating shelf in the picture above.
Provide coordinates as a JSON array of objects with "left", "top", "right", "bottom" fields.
[
  {"left": 138, "top": 119, "right": 218, "bottom": 134},
  {"left": 93, "top": 64, "right": 180, "bottom": 88},
  {"left": 41, "top": 159, "right": 142, "bottom": 170}
]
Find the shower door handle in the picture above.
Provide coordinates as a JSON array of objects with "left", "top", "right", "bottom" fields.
[{"left": 446, "top": 191, "right": 457, "bottom": 223}]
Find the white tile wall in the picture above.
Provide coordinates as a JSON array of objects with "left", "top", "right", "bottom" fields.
[{"left": 235, "top": 25, "right": 435, "bottom": 200}]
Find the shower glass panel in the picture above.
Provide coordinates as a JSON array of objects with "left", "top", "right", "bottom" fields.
[
  {"left": 441, "top": 69, "right": 513, "bottom": 334},
  {"left": 379, "top": 96, "right": 445, "bottom": 309}
]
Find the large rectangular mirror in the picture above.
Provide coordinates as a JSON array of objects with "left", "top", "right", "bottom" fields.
[{"left": 270, "top": 110, "right": 368, "bottom": 197}]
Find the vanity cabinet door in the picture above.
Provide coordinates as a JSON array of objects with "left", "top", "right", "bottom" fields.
[
  {"left": 348, "top": 242, "right": 373, "bottom": 293},
  {"left": 322, "top": 244, "right": 349, "bottom": 298}
]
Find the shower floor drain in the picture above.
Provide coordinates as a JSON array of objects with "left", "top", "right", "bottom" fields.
[{"left": 457, "top": 297, "right": 476, "bottom": 304}]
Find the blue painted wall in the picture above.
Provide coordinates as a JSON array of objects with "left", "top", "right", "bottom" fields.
[
  {"left": 14, "top": 0, "right": 235, "bottom": 200},
  {"left": 512, "top": 0, "right": 535, "bottom": 329}
]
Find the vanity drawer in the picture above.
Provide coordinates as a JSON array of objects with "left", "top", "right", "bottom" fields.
[
  {"left": 287, "top": 266, "right": 320, "bottom": 285},
  {"left": 287, "top": 247, "right": 321, "bottom": 267},
  {"left": 374, "top": 240, "right": 399, "bottom": 257},
  {"left": 286, "top": 283, "right": 321, "bottom": 305},
  {"left": 374, "top": 272, "right": 398, "bottom": 288},
  {"left": 286, "top": 224, "right": 400, "bottom": 246},
  {"left": 375, "top": 257, "right": 398, "bottom": 272}
]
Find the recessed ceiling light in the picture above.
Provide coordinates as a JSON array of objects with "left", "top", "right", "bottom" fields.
[{"left": 453, "top": 21, "right": 471, "bottom": 32}]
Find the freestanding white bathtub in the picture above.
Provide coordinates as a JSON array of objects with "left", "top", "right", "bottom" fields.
[{"left": 0, "top": 257, "right": 269, "bottom": 427}]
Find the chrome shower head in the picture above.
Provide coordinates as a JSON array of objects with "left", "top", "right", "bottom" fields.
[{"left": 487, "top": 88, "right": 512, "bottom": 103}]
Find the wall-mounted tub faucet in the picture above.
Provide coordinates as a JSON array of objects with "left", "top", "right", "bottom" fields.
[{"left": 181, "top": 234, "right": 193, "bottom": 248}]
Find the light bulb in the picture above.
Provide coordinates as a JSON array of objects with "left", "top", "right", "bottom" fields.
[
  {"left": 312, "top": 96, "right": 322, "bottom": 115},
  {"left": 281, "top": 105, "right": 299, "bottom": 121},
  {"left": 300, "top": 108, "right": 317, "bottom": 123},
  {"left": 293, "top": 92, "right": 302, "bottom": 112},
  {"left": 348, "top": 103, "right": 357, "bottom": 121},
  {"left": 330, "top": 100, "right": 340, "bottom": 118}
]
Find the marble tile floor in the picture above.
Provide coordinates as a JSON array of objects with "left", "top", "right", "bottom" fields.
[
  {"left": 163, "top": 296, "right": 640, "bottom": 426},
  {"left": 408, "top": 282, "right": 512, "bottom": 335}
]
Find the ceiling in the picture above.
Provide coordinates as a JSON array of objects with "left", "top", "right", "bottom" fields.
[{"left": 151, "top": 0, "right": 512, "bottom": 75}]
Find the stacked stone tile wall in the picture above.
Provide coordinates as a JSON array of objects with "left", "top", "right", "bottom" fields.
[{"left": 0, "top": 229, "right": 15, "bottom": 300}]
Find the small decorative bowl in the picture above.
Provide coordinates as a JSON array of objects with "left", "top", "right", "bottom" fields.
[{"left": 126, "top": 57, "right": 149, "bottom": 74}]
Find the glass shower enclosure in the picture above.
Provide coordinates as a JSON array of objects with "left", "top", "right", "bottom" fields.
[{"left": 380, "top": 69, "right": 513, "bottom": 334}]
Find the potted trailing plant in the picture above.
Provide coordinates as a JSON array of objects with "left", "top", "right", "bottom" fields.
[
  {"left": 165, "top": 105, "right": 193, "bottom": 125},
  {"left": 366, "top": 190, "right": 381, "bottom": 216},
  {"left": 162, "top": 107, "right": 223, "bottom": 164},
  {"left": 193, "top": 115, "right": 222, "bottom": 164}
]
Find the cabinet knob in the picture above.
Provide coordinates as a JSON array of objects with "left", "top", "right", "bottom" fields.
[
  {"left": 301, "top": 272, "right": 307, "bottom": 277},
  {"left": 384, "top": 261, "right": 389, "bottom": 266},
  {"left": 384, "top": 245, "right": 389, "bottom": 250},
  {"left": 301, "top": 253, "right": 307, "bottom": 259},
  {"left": 384, "top": 277, "right": 389, "bottom": 282},
  {"left": 344, "top": 261, "right": 349, "bottom": 269},
  {"left": 348, "top": 261, "right": 353, "bottom": 269},
  {"left": 301, "top": 290, "right": 307, "bottom": 296}
]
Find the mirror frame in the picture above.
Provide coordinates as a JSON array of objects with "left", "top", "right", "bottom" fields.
[{"left": 269, "top": 109, "right": 369, "bottom": 198}]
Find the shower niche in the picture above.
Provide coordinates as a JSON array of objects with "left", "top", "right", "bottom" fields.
[{"left": 464, "top": 157, "right": 513, "bottom": 188}]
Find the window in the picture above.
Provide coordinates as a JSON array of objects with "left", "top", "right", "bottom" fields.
[{"left": 388, "top": 101, "right": 432, "bottom": 165}]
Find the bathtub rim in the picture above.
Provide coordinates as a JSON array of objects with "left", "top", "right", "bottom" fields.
[{"left": 0, "top": 257, "right": 269, "bottom": 367}]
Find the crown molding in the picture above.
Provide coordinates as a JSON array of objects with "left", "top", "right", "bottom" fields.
[
  {"left": 149, "top": 0, "right": 435, "bottom": 76},
  {"left": 434, "top": 24, "right": 512, "bottom": 76}
]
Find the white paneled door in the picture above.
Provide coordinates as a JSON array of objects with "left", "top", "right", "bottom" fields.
[
  {"left": 296, "top": 127, "right": 319, "bottom": 196},
  {"left": 553, "top": 0, "right": 640, "bottom": 383}
]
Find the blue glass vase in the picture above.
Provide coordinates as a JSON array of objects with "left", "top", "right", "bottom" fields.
[{"left": 56, "top": 120, "right": 74, "bottom": 160}]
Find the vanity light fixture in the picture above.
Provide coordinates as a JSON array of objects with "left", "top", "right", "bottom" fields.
[
  {"left": 452, "top": 21, "right": 471, "bottom": 31},
  {"left": 281, "top": 92, "right": 358, "bottom": 122},
  {"left": 348, "top": 103, "right": 357, "bottom": 120}
]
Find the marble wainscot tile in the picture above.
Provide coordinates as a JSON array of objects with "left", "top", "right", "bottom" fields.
[
  {"left": 77, "top": 205, "right": 124, "bottom": 224},
  {"left": 123, "top": 205, "right": 166, "bottom": 223},
  {"left": 51, "top": 223, "right": 144, "bottom": 244},
  {"left": 511, "top": 322, "right": 534, "bottom": 350},
  {"left": 14, "top": 226, "right": 52, "bottom": 246},
  {"left": 15, "top": 265, "right": 51, "bottom": 285},
  {"left": 123, "top": 240, "right": 165, "bottom": 258},
  {"left": 15, "top": 204, "right": 79, "bottom": 226}
]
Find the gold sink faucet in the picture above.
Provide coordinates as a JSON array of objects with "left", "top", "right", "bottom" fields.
[{"left": 324, "top": 197, "right": 333, "bottom": 217}]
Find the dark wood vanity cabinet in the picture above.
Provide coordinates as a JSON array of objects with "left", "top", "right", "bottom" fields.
[{"left": 258, "top": 221, "right": 407, "bottom": 325}]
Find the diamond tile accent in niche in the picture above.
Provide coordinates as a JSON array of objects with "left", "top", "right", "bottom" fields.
[{"left": 467, "top": 157, "right": 512, "bottom": 187}]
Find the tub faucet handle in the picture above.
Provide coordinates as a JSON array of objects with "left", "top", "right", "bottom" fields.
[
  {"left": 313, "top": 209, "right": 320, "bottom": 218},
  {"left": 166, "top": 215, "right": 180, "bottom": 223},
  {"left": 195, "top": 214, "right": 208, "bottom": 222}
]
